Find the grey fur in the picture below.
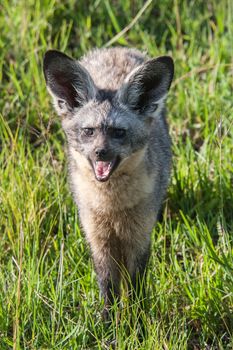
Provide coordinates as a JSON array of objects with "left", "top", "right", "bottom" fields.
[{"left": 43, "top": 47, "right": 174, "bottom": 315}]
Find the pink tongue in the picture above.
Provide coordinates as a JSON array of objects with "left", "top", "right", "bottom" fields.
[{"left": 95, "top": 161, "right": 111, "bottom": 178}]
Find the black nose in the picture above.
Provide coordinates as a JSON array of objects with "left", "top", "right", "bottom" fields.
[{"left": 95, "top": 148, "right": 107, "bottom": 158}]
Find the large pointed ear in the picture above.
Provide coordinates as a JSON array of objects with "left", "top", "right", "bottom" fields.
[
  {"left": 118, "top": 56, "right": 174, "bottom": 116},
  {"left": 43, "top": 50, "right": 96, "bottom": 116}
]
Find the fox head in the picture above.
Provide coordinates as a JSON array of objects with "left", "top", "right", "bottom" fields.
[{"left": 43, "top": 49, "right": 174, "bottom": 182}]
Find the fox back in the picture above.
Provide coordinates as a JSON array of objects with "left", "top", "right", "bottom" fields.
[{"left": 43, "top": 47, "right": 174, "bottom": 317}]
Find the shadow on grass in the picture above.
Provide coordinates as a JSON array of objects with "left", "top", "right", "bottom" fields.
[{"left": 167, "top": 166, "right": 233, "bottom": 237}]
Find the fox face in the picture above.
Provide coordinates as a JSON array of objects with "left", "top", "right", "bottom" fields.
[
  {"left": 43, "top": 49, "right": 174, "bottom": 182},
  {"left": 60, "top": 98, "right": 152, "bottom": 182}
]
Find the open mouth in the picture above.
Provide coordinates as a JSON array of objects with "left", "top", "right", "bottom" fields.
[{"left": 92, "top": 157, "right": 120, "bottom": 182}]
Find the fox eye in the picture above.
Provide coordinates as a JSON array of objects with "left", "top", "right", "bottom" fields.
[
  {"left": 111, "top": 129, "right": 126, "bottom": 138},
  {"left": 152, "top": 103, "right": 158, "bottom": 111},
  {"left": 83, "top": 128, "right": 94, "bottom": 136}
]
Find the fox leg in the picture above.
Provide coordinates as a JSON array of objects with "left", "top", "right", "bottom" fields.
[
  {"left": 92, "top": 245, "right": 122, "bottom": 320},
  {"left": 128, "top": 245, "right": 151, "bottom": 304}
]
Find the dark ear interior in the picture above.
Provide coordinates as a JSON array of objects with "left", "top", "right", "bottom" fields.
[
  {"left": 119, "top": 56, "right": 174, "bottom": 115},
  {"left": 43, "top": 50, "right": 95, "bottom": 110}
]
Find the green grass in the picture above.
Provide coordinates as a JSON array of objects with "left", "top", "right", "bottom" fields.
[{"left": 0, "top": 0, "right": 232, "bottom": 349}]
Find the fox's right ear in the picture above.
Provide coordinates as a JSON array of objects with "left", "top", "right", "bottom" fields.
[
  {"left": 43, "top": 50, "right": 96, "bottom": 116},
  {"left": 118, "top": 56, "right": 174, "bottom": 118}
]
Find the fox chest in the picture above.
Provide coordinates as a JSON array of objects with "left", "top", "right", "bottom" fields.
[
  {"left": 71, "top": 167, "right": 157, "bottom": 256},
  {"left": 71, "top": 166, "right": 155, "bottom": 212},
  {"left": 80, "top": 201, "right": 156, "bottom": 252}
]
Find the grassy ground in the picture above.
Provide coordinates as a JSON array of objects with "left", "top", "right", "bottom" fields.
[{"left": 0, "top": 0, "right": 232, "bottom": 349}]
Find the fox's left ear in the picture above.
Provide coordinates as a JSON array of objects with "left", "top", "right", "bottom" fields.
[
  {"left": 43, "top": 50, "right": 96, "bottom": 117},
  {"left": 118, "top": 56, "right": 174, "bottom": 116}
]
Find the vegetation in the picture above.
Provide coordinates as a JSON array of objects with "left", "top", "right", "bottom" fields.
[{"left": 0, "top": 0, "right": 232, "bottom": 348}]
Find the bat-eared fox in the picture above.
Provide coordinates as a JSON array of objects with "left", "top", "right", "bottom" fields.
[{"left": 43, "top": 47, "right": 174, "bottom": 319}]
